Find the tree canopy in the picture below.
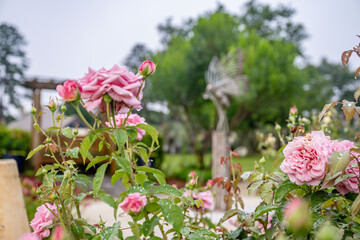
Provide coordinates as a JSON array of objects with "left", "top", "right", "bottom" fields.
[{"left": 0, "top": 23, "right": 28, "bottom": 123}]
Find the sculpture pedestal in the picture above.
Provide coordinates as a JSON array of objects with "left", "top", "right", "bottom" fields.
[
  {"left": 0, "top": 159, "right": 30, "bottom": 240},
  {"left": 212, "top": 131, "right": 230, "bottom": 211}
]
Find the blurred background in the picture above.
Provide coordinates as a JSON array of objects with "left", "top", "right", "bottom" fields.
[{"left": 0, "top": 0, "right": 360, "bottom": 183}]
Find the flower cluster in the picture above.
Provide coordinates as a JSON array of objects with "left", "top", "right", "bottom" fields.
[
  {"left": 280, "top": 130, "right": 359, "bottom": 194},
  {"left": 105, "top": 113, "right": 147, "bottom": 140}
]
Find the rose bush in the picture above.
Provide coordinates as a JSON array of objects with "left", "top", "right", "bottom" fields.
[{"left": 22, "top": 38, "right": 360, "bottom": 239}]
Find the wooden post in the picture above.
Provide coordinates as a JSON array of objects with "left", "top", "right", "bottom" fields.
[
  {"left": 31, "top": 88, "right": 42, "bottom": 169},
  {"left": 0, "top": 160, "right": 30, "bottom": 239},
  {"left": 212, "top": 130, "right": 230, "bottom": 211}
]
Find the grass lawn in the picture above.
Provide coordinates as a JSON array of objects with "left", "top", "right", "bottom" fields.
[{"left": 160, "top": 153, "right": 279, "bottom": 183}]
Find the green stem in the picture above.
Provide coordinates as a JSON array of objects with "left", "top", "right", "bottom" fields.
[
  {"left": 73, "top": 102, "right": 94, "bottom": 130},
  {"left": 111, "top": 101, "right": 117, "bottom": 129},
  {"left": 133, "top": 218, "right": 141, "bottom": 240}
]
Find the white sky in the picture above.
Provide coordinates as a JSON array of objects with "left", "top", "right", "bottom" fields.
[{"left": 1, "top": 0, "right": 360, "bottom": 115}]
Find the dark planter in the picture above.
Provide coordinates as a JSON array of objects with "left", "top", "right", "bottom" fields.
[{"left": 2, "top": 154, "right": 26, "bottom": 173}]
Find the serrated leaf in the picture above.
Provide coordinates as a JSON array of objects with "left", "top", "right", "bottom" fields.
[
  {"left": 274, "top": 182, "right": 307, "bottom": 203},
  {"left": 113, "top": 156, "right": 131, "bottom": 175},
  {"left": 80, "top": 135, "right": 97, "bottom": 163},
  {"left": 111, "top": 170, "right": 127, "bottom": 185},
  {"left": 128, "top": 185, "right": 147, "bottom": 194},
  {"left": 93, "top": 163, "right": 108, "bottom": 198},
  {"left": 219, "top": 209, "right": 244, "bottom": 224},
  {"left": 310, "top": 190, "right": 332, "bottom": 209},
  {"left": 66, "top": 147, "right": 79, "bottom": 159},
  {"left": 114, "top": 129, "right": 127, "bottom": 148},
  {"left": 61, "top": 126, "right": 74, "bottom": 138},
  {"left": 318, "top": 102, "right": 341, "bottom": 123},
  {"left": 248, "top": 180, "right": 263, "bottom": 195},
  {"left": 137, "top": 166, "right": 166, "bottom": 185},
  {"left": 86, "top": 156, "right": 110, "bottom": 171},
  {"left": 142, "top": 216, "right": 159, "bottom": 237},
  {"left": 137, "top": 124, "right": 159, "bottom": 145},
  {"left": 253, "top": 205, "right": 277, "bottom": 220},
  {"left": 259, "top": 182, "right": 274, "bottom": 204},
  {"left": 248, "top": 172, "right": 263, "bottom": 182},
  {"left": 26, "top": 144, "right": 45, "bottom": 160},
  {"left": 127, "top": 128, "right": 138, "bottom": 143},
  {"left": 159, "top": 199, "right": 183, "bottom": 233},
  {"left": 145, "top": 203, "right": 161, "bottom": 213},
  {"left": 135, "top": 173, "right": 148, "bottom": 186}
]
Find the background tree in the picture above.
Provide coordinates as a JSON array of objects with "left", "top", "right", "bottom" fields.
[
  {"left": 0, "top": 23, "right": 28, "bottom": 123},
  {"left": 151, "top": 7, "right": 240, "bottom": 168}
]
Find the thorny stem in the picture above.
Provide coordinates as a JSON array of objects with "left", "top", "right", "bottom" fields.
[{"left": 133, "top": 218, "right": 141, "bottom": 240}]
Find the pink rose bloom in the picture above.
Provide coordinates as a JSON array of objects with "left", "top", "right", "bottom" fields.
[
  {"left": 138, "top": 59, "right": 156, "bottom": 76},
  {"left": 119, "top": 193, "right": 147, "bottom": 214},
  {"left": 105, "top": 113, "right": 147, "bottom": 140},
  {"left": 19, "top": 233, "right": 41, "bottom": 240},
  {"left": 56, "top": 80, "right": 81, "bottom": 101},
  {"left": 280, "top": 131, "right": 333, "bottom": 186},
  {"left": 79, "top": 65, "right": 143, "bottom": 113},
  {"left": 30, "top": 203, "right": 58, "bottom": 238},
  {"left": 193, "top": 190, "right": 213, "bottom": 210},
  {"left": 336, "top": 159, "right": 360, "bottom": 195}
]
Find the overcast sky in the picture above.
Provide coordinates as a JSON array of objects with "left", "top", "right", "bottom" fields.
[{"left": 1, "top": 0, "right": 359, "bottom": 114}]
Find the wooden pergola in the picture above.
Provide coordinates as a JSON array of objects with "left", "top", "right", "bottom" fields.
[{"left": 22, "top": 78, "right": 65, "bottom": 168}]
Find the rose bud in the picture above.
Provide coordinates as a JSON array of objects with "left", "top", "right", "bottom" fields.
[
  {"left": 284, "top": 198, "right": 312, "bottom": 236},
  {"left": 290, "top": 106, "right": 298, "bottom": 115},
  {"left": 138, "top": 59, "right": 156, "bottom": 77},
  {"left": 56, "top": 80, "right": 82, "bottom": 101},
  {"left": 46, "top": 99, "right": 58, "bottom": 112}
]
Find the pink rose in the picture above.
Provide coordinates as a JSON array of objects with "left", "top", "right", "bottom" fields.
[
  {"left": 119, "top": 193, "right": 147, "bottom": 214},
  {"left": 138, "top": 59, "right": 156, "bottom": 77},
  {"left": 336, "top": 159, "right": 359, "bottom": 195},
  {"left": 56, "top": 80, "right": 81, "bottom": 101},
  {"left": 19, "top": 233, "right": 41, "bottom": 240},
  {"left": 105, "top": 113, "right": 147, "bottom": 140},
  {"left": 206, "top": 179, "right": 213, "bottom": 188},
  {"left": 30, "top": 203, "right": 58, "bottom": 238},
  {"left": 79, "top": 65, "right": 143, "bottom": 113},
  {"left": 192, "top": 190, "right": 213, "bottom": 211},
  {"left": 280, "top": 131, "right": 333, "bottom": 186}
]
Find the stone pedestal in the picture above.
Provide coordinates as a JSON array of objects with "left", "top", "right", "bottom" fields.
[
  {"left": 212, "top": 130, "right": 230, "bottom": 211},
  {"left": 0, "top": 160, "right": 30, "bottom": 240}
]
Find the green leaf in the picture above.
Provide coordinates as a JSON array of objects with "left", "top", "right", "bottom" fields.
[
  {"left": 93, "top": 163, "right": 108, "bottom": 198},
  {"left": 335, "top": 173, "right": 356, "bottom": 185},
  {"left": 66, "top": 147, "right": 80, "bottom": 159},
  {"left": 136, "top": 124, "right": 159, "bottom": 145},
  {"left": 318, "top": 101, "right": 341, "bottom": 123},
  {"left": 259, "top": 181, "right": 274, "bottom": 204},
  {"left": 111, "top": 170, "right": 126, "bottom": 185},
  {"left": 310, "top": 190, "right": 332, "bottom": 209},
  {"left": 80, "top": 135, "right": 97, "bottom": 163},
  {"left": 159, "top": 199, "right": 184, "bottom": 232},
  {"left": 219, "top": 209, "right": 244, "bottom": 224},
  {"left": 100, "top": 222, "right": 121, "bottom": 240},
  {"left": 127, "top": 128, "right": 138, "bottom": 142},
  {"left": 248, "top": 180, "right": 263, "bottom": 195},
  {"left": 26, "top": 144, "right": 45, "bottom": 160},
  {"left": 137, "top": 166, "right": 166, "bottom": 185},
  {"left": 113, "top": 156, "right": 131, "bottom": 175},
  {"left": 351, "top": 194, "right": 360, "bottom": 216},
  {"left": 322, "top": 151, "right": 351, "bottom": 189},
  {"left": 61, "top": 126, "right": 74, "bottom": 138},
  {"left": 153, "top": 185, "right": 182, "bottom": 197},
  {"left": 142, "top": 215, "right": 159, "bottom": 236},
  {"left": 114, "top": 129, "right": 127, "bottom": 148},
  {"left": 274, "top": 182, "right": 307, "bottom": 203},
  {"left": 33, "top": 123, "right": 42, "bottom": 132},
  {"left": 98, "top": 193, "right": 116, "bottom": 208},
  {"left": 135, "top": 173, "right": 148, "bottom": 186},
  {"left": 71, "top": 221, "right": 85, "bottom": 239},
  {"left": 148, "top": 237, "right": 162, "bottom": 240},
  {"left": 145, "top": 203, "right": 161, "bottom": 213},
  {"left": 253, "top": 204, "right": 277, "bottom": 220},
  {"left": 86, "top": 156, "right": 110, "bottom": 171},
  {"left": 128, "top": 185, "right": 147, "bottom": 194},
  {"left": 135, "top": 147, "right": 148, "bottom": 164}
]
